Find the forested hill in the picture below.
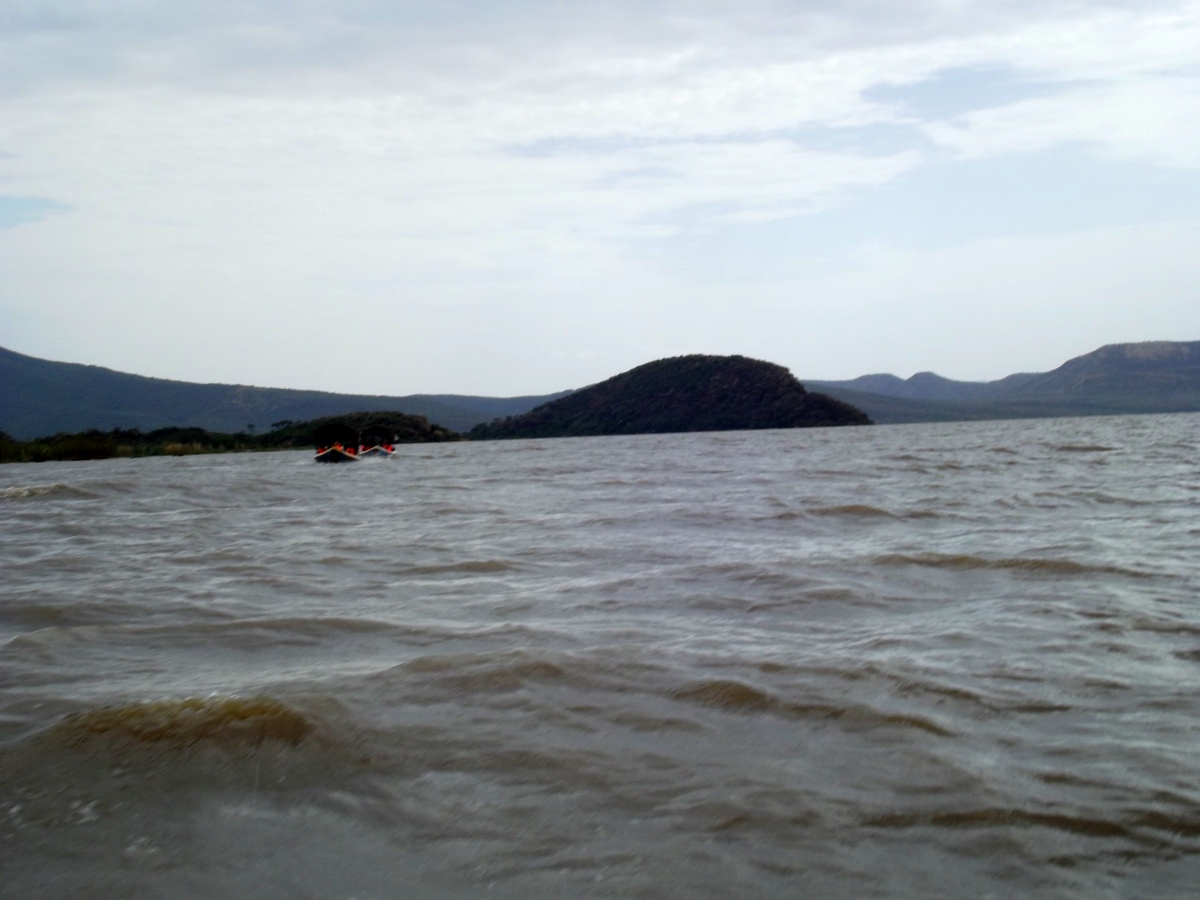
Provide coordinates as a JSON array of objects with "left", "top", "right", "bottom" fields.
[
  {"left": 0, "top": 345, "right": 565, "bottom": 439},
  {"left": 469, "top": 355, "right": 871, "bottom": 439}
]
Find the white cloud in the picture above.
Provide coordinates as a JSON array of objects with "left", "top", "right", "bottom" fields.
[
  {"left": 927, "top": 78, "right": 1200, "bottom": 169},
  {"left": 687, "top": 220, "right": 1200, "bottom": 381},
  {"left": 0, "top": 0, "right": 1198, "bottom": 392}
]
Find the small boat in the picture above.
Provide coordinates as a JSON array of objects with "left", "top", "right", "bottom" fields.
[
  {"left": 314, "top": 423, "right": 361, "bottom": 463},
  {"left": 315, "top": 444, "right": 360, "bottom": 463},
  {"left": 358, "top": 424, "right": 397, "bottom": 459}
]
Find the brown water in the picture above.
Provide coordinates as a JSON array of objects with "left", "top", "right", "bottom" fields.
[{"left": 1, "top": 414, "right": 1199, "bottom": 898}]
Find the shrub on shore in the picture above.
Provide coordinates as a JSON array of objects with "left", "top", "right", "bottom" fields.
[{"left": 0, "top": 413, "right": 461, "bottom": 465}]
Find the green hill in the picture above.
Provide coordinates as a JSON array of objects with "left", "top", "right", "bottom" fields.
[
  {"left": 0, "top": 346, "right": 564, "bottom": 439},
  {"left": 469, "top": 355, "right": 871, "bottom": 439}
]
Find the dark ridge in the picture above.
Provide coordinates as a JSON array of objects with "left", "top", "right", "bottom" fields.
[
  {"left": 0, "top": 345, "right": 562, "bottom": 439},
  {"left": 1011, "top": 341, "right": 1200, "bottom": 406},
  {"left": 469, "top": 355, "right": 871, "bottom": 440},
  {"left": 806, "top": 340, "right": 1200, "bottom": 423}
]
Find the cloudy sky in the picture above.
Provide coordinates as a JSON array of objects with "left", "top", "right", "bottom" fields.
[{"left": 1, "top": 1, "right": 1198, "bottom": 395}]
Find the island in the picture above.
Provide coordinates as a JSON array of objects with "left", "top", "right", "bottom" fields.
[{"left": 468, "top": 355, "right": 871, "bottom": 440}]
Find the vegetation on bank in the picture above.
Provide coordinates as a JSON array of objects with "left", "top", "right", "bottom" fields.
[
  {"left": 0, "top": 412, "right": 460, "bottom": 464},
  {"left": 469, "top": 354, "right": 871, "bottom": 439}
]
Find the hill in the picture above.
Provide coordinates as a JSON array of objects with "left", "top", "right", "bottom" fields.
[
  {"left": 806, "top": 341, "right": 1200, "bottom": 424},
  {"left": 0, "top": 346, "right": 564, "bottom": 439},
  {"left": 1010, "top": 341, "right": 1200, "bottom": 408},
  {"left": 469, "top": 355, "right": 871, "bottom": 439}
]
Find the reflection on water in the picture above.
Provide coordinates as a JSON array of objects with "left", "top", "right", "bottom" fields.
[{"left": 2, "top": 413, "right": 1199, "bottom": 897}]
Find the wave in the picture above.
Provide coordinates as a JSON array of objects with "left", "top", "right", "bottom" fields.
[
  {"left": 673, "top": 679, "right": 777, "bottom": 711},
  {"left": 1071, "top": 490, "right": 1155, "bottom": 506},
  {"left": 0, "top": 694, "right": 375, "bottom": 852},
  {"left": 51, "top": 696, "right": 314, "bottom": 748},
  {"left": 399, "top": 654, "right": 570, "bottom": 693},
  {"left": 0, "top": 483, "right": 98, "bottom": 501},
  {"left": 1053, "top": 444, "right": 1115, "bottom": 453},
  {"left": 862, "top": 807, "right": 1200, "bottom": 846},
  {"left": 364, "top": 647, "right": 669, "bottom": 703},
  {"left": 6, "top": 618, "right": 573, "bottom": 661},
  {"left": 679, "top": 563, "right": 818, "bottom": 593},
  {"left": 874, "top": 553, "right": 1150, "bottom": 578},
  {"left": 864, "top": 808, "right": 1129, "bottom": 837},
  {"left": 138, "top": 615, "right": 436, "bottom": 638},
  {"left": 764, "top": 510, "right": 803, "bottom": 521},
  {"left": 881, "top": 669, "right": 1077, "bottom": 715},
  {"left": 810, "top": 504, "right": 895, "bottom": 518},
  {"left": 394, "top": 560, "right": 523, "bottom": 576},
  {"left": 671, "top": 679, "right": 952, "bottom": 735},
  {"left": 809, "top": 504, "right": 941, "bottom": 520}
]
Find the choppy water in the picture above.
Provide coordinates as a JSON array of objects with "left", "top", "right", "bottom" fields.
[{"left": 2, "top": 414, "right": 1199, "bottom": 898}]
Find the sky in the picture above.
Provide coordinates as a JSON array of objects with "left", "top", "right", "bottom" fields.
[{"left": 1, "top": 0, "right": 1199, "bottom": 396}]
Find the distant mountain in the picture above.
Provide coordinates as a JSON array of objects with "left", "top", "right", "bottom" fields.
[
  {"left": 807, "top": 341, "right": 1200, "bottom": 424},
  {"left": 6, "top": 340, "right": 1197, "bottom": 440},
  {"left": 469, "top": 355, "right": 870, "bottom": 439},
  {"left": 1010, "top": 341, "right": 1200, "bottom": 407},
  {"left": 809, "top": 371, "right": 1039, "bottom": 404},
  {"left": 0, "top": 346, "right": 566, "bottom": 440}
]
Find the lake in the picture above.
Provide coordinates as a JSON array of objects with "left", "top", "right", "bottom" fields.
[{"left": 2, "top": 413, "right": 1198, "bottom": 897}]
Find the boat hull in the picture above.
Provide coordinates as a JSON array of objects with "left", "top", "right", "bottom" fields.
[{"left": 315, "top": 448, "right": 359, "bottom": 463}]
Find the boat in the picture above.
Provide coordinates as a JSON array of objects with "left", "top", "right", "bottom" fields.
[
  {"left": 314, "top": 423, "right": 361, "bottom": 463},
  {"left": 358, "top": 424, "right": 397, "bottom": 459},
  {"left": 358, "top": 445, "right": 395, "bottom": 458}
]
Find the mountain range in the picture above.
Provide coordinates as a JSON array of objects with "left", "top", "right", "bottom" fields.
[
  {"left": 3, "top": 341, "right": 1199, "bottom": 440},
  {"left": 806, "top": 341, "right": 1200, "bottom": 424},
  {"left": 0, "top": 345, "right": 566, "bottom": 440}
]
